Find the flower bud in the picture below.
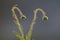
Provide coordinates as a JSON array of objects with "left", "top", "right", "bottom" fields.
[
  {"left": 42, "top": 16, "right": 48, "bottom": 21},
  {"left": 20, "top": 15, "right": 26, "bottom": 20}
]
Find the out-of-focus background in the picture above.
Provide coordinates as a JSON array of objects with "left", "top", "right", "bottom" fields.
[{"left": 0, "top": 0, "right": 60, "bottom": 40}]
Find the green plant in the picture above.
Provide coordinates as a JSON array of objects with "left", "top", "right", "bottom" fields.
[{"left": 11, "top": 4, "right": 48, "bottom": 40}]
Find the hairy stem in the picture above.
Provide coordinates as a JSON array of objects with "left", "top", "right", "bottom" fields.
[
  {"left": 26, "top": 8, "right": 47, "bottom": 40},
  {"left": 11, "top": 5, "right": 25, "bottom": 40}
]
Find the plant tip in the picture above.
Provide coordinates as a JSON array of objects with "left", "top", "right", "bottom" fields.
[
  {"left": 20, "top": 16, "right": 26, "bottom": 20},
  {"left": 42, "top": 16, "right": 48, "bottom": 21}
]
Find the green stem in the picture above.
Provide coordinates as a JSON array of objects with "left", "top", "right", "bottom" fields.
[
  {"left": 11, "top": 5, "right": 25, "bottom": 40},
  {"left": 26, "top": 8, "right": 47, "bottom": 40}
]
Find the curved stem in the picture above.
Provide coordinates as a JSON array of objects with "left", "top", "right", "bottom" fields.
[
  {"left": 26, "top": 8, "right": 46, "bottom": 40},
  {"left": 11, "top": 5, "right": 25, "bottom": 40}
]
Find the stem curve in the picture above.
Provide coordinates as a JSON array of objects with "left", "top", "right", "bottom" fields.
[
  {"left": 11, "top": 4, "right": 25, "bottom": 40},
  {"left": 26, "top": 8, "right": 48, "bottom": 40}
]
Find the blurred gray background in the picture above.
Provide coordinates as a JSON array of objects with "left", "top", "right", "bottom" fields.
[{"left": 0, "top": 0, "right": 60, "bottom": 40}]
